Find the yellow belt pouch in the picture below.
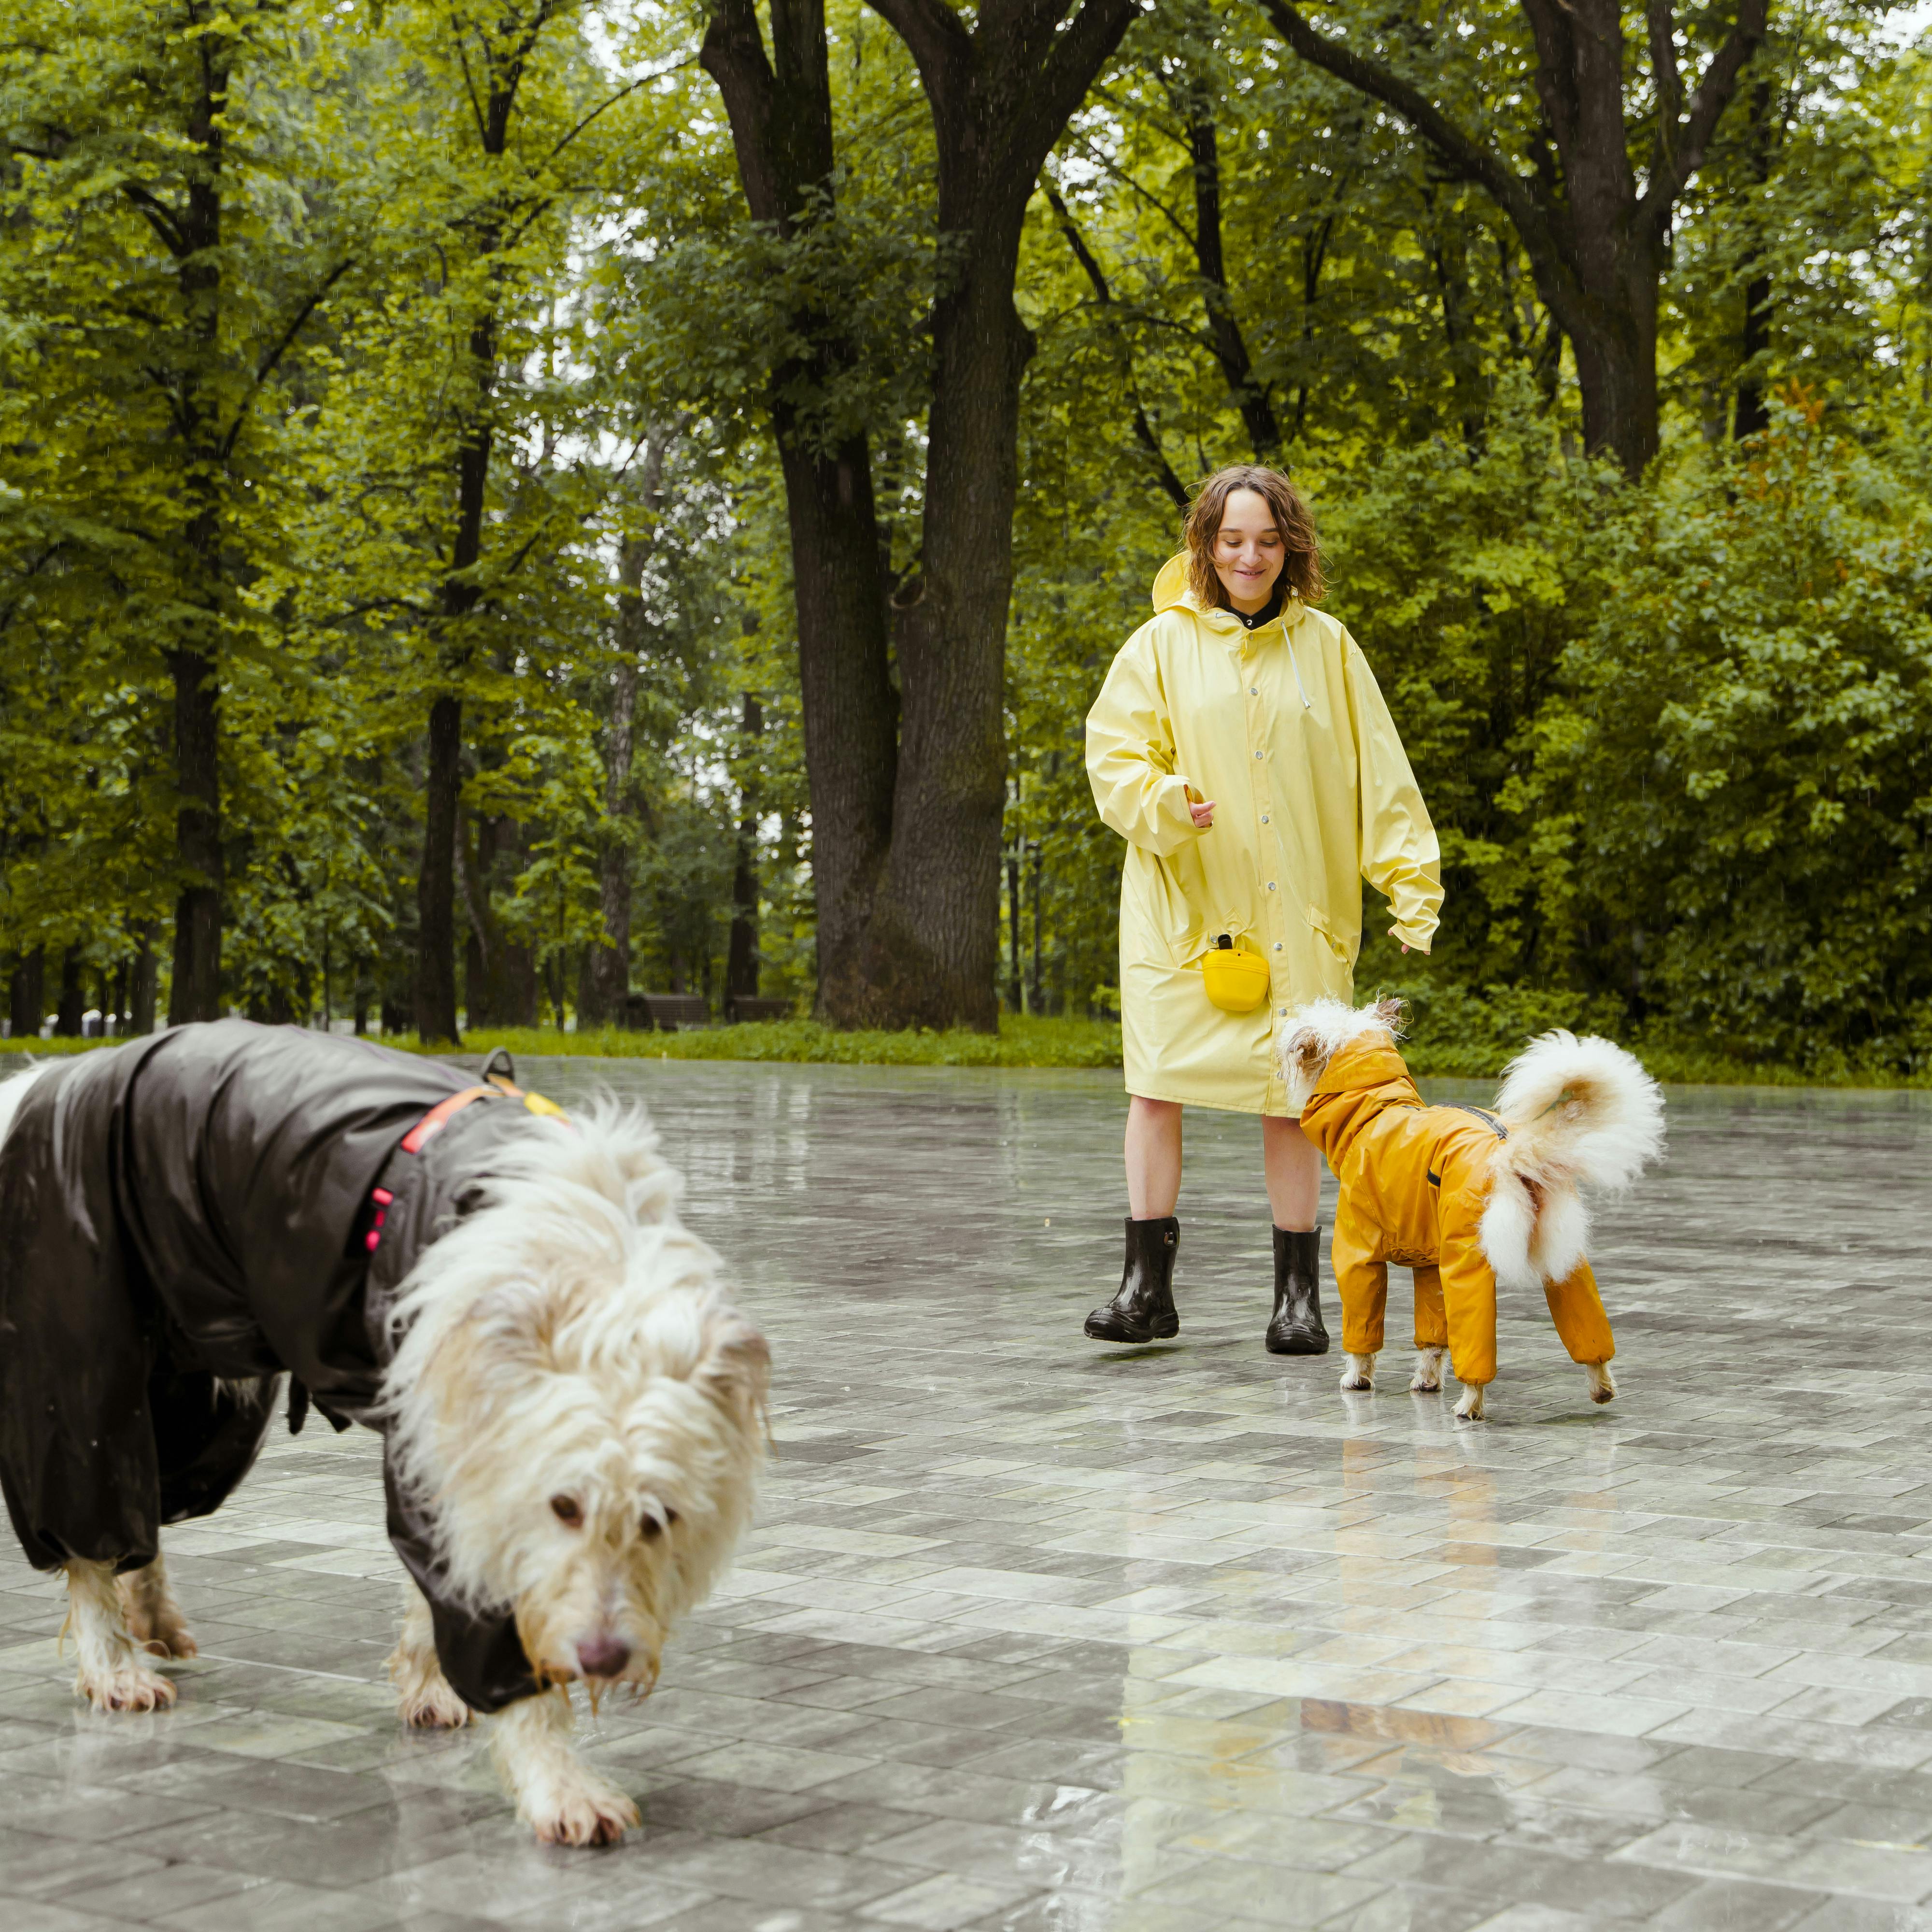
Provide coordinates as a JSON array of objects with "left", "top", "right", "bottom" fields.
[{"left": 1200, "top": 942, "right": 1270, "bottom": 1014}]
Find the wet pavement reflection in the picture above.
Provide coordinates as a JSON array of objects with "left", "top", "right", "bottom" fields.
[{"left": 2, "top": 1058, "right": 1930, "bottom": 1930}]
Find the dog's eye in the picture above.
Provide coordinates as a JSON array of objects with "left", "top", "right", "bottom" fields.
[
  {"left": 550, "top": 1495, "right": 583, "bottom": 1527},
  {"left": 641, "top": 1506, "right": 679, "bottom": 1539}
]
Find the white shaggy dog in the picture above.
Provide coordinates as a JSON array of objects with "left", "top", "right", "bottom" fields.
[
  {"left": 1282, "top": 999, "right": 1664, "bottom": 1419},
  {"left": 0, "top": 1027, "right": 766, "bottom": 1846},
  {"left": 374, "top": 1105, "right": 768, "bottom": 1842}
]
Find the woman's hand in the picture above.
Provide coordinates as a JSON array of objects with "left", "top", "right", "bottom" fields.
[{"left": 1189, "top": 797, "right": 1216, "bottom": 829}]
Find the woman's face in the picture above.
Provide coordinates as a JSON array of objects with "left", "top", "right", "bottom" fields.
[{"left": 1210, "top": 489, "right": 1285, "bottom": 612}]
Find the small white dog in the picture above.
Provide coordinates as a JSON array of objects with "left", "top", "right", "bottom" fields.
[
  {"left": 1280, "top": 998, "right": 1663, "bottom": 1419},
  {"left": 0, "top": 1022, "right": 766, "bottom": 1846}
]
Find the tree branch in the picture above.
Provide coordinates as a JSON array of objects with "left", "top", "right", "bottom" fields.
[
  {"left": 1641, "top": 0, "right": 1768, "bottom": 227},
  {"left": 116, "top": 181, "right": 190, "bottom": 256},
  {"left": 1042, "top": 181, "right": 1188, "bottom": 510},
  {"left": 1009, "top": 0, "right": 1141, "bottom": 184},
  {"left": 1251, "top": 0, "right": 1553, "bottom": 254},
  {"left": 219, "top": 257, "right": 353, "bottom": 458}
]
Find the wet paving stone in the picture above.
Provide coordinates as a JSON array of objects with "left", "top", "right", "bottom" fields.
[{"left": 2, "top": 1060, "right": 1931, "bottom": 1928}]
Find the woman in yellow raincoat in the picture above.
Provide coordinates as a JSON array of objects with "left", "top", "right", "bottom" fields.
[{"left": 1082, "top": 466, "right": 1442, "bottom": 1353}]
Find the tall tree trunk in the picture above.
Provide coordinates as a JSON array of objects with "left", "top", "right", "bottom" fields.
[
  {"left": 854, "top": 0, "right": 1139, "bottom": 1028},
  {"left": 859, "top": 227, "right": 1030, "bottom": 1028},
  {"left": 781, "top": 431, "right": 900, "bottom": 1019},
  {"left": 9, "top": 947, "right": 44, "bottom": 1039},
  {"left": 127, "top": 926, "right": 156, "bottom": 1034},
  {"left": 1423, "top": 189, "right": 1489, "bottom": 450},
  {"left": 1733, "top": 77, "right": 1779, "bottom": 440},
  {"left": 168, "top": 639, "right": 224, "bottom": 1022},
  {"left": 1258, "top": 0, "right": 1766, "bottom": 478},
  {"left": 704, "top": 0, "right": 1136, "bottom": 1029},
  {"left": 1181, "top": 91, "right": 1280, "bottom": 456},
  {"left": 167, "top": 35, "right": 230, "bottom": 1023},
  {"left": 414, "top": 6, "right": 550, "bottom": 1042},
  {"left": 416, "top": 690, "right": 464, "bottom": 1041},
  {"left": 701, "top": 0, "right": 898, "bottom": 1026},
  {"left": 581, "top": 444, "right": 670, "bottom": 1027},
  {"left": 726, "top": 694, "right": 764, "bottom": 1003},
  {"left": 578, "top": 648, "right": 638, "bottom": 1026},
  {"left": 54, "top": 946, "right": 83, "bottom": 1037}
]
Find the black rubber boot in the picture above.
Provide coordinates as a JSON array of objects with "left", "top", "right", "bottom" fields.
[
  {"left": 1084, "top": 1217, "right": 1180, "bottom": 1343},
  {"left": 1265, "top": 1226, "right": 1329, "bottom": 1355}
]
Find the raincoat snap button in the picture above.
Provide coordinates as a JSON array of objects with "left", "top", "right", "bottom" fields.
[
  {"left": 1274, "top": 942, "right": 1282, "bottom": 952},
  {"left": 1267, "top": 882, "right": 1277, "bottom": 892},
  {"left": 1261, "top": 814, "right": 1270, "bottom": 823},
  {"left": 1250, "top": 687, "right": 1258, "bottom": 696},
  {"left": 1254, "top": 750, "right": 1263, "bottom": 760}
]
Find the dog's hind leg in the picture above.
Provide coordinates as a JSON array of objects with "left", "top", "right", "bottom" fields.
[
  {"left": 1411, "top": 1346, "right": 1448, "bottom": 1392},
  {"left": 1453, "top": 1381, "right": 1487, "bottom": 1421},
  {"left": 64, "top": 1560, "right": 177, "bottom": 1712},
  {"left": 118, "top": 1549, "right": 197, "bottom": 1659},
  {"left": 1584, "top": 1360, "right": 1617, "bottom": 1405},
  {"left": 388, "top": 1582, "right": 471, "bottom": 1729},
  {"left": 490, "top": 1685, "right": 640, "bottom": 1847},
  {"left": 1339, "top": 1351, "right": 1376, "bottom": 1391}
]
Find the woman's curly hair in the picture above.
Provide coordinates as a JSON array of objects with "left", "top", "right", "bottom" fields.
[{"left": 1183, "top": 465, "right": 1326, "bottom": 609}]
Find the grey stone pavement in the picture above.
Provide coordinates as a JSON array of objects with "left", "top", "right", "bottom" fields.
[{"left": 2, "top": 1059, "right": 1932, "bottom": 1932}]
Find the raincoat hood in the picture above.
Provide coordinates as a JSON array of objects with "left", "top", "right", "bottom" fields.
[
  {"left": 1150, "top": 553, "right": 1306, "bottom": 630},
  {"left": 1298, "top": 1036, "right": 1424, "bottom": 1170}
]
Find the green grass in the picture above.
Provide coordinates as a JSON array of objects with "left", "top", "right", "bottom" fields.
[
  {"left": 416, "top": 1013, "right": 1126, "bottom": 1068},
  {"left": 8, "top": 1011, "right": 1932, "bottom": 1089}
]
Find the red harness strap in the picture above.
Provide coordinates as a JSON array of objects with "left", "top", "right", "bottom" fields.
[
  {"left": 364, "top": 1075, "right": 567, "bottom": 1257},
  {"left": 398, "top": 1084, "right": 495, "bottom": 1155}
]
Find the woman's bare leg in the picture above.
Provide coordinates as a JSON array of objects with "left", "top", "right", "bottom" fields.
[
  {"left": 1124, "top": 1097, "right": 1183, "bottom": 1218},
  {"left": 1261, "top": 1115, "right": 1320, "bottom": 1231}
]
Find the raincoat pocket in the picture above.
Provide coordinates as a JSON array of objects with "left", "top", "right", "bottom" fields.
[
  {"left": 1135, "top": 842, "right": 1211, "bottom": 965},
  {"left": 1306, "top": 904, "right": 1358, "bottom": 966}
]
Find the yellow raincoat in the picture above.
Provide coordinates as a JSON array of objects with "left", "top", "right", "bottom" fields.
[
  {"left": 1086, "top": 556, "right": 1442, "bottom": 1115},
  {"left": 1297, "top": 1034, "right": 1616, "bottom": 1384}
]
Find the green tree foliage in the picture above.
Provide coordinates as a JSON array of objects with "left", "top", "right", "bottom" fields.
[{"left": 1, "top": 0, "right": 1928, "bottom": 1074}]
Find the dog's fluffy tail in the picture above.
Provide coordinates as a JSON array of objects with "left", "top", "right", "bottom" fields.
[{"left": 1479, "top": 1032, "right": 1664, "bottom": 1291}]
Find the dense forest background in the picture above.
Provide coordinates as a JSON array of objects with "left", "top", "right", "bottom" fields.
[{"left": 1, "top": 0, "right": 1928, "bottom": 1072}]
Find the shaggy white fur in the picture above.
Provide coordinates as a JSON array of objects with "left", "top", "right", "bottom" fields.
[
  {"left": 374, "top": 1099, "right": 768, "bottom": 1844},
  {"left": 1478, "top": 1031, "right": 1666, "bottom": 1293},
  {"left": 64, "top": 1559, "right": 177, "bottom": 1711},
  {"left": 0, "top": 1064, "right": 766, "bottom": 1849},
  {"left": 1273, "top": 1005, "right": 1664, "bottom": 1422},
  {"left": 1279, "top": 996, "right": 1405, "bottom": 1114}
]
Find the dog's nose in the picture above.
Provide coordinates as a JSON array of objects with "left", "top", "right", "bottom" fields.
[{"left": 575, "top": 1634, "right": 632, "bottom": 1679}]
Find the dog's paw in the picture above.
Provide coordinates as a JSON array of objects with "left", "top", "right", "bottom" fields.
[
  {"left": 117, "top": 1565, "right": 198, "bottom": 1658},
  {"left": 123, "top": 1604, "right": 197, "bottom": 1659},
  {"left": 77, "top": 1660, "right": 177, "bottom": 1713},
  {"left": 1410, "top": 1347, "right": 1446, "bottom": 1393},
  {"left": 1585, "top": 1360, "right": 1618, "bottom": 1405},
  {"left": 1338, "top": 1351, "right": 1375, "bottom": 1392},
  {"left": 1453, "top": 1382, "right": 1487, "bottom": 1421},
  {"left": 398, "top": 1676, "right": 472, "bottom": 1729},
  {"left": 526, "top": 1768, "right": 640, "bottom": 1847}
]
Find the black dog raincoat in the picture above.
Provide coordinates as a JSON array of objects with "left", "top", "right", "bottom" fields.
[{"left": 0, "top": 1019, "right": 565, "bottom": 1711}]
